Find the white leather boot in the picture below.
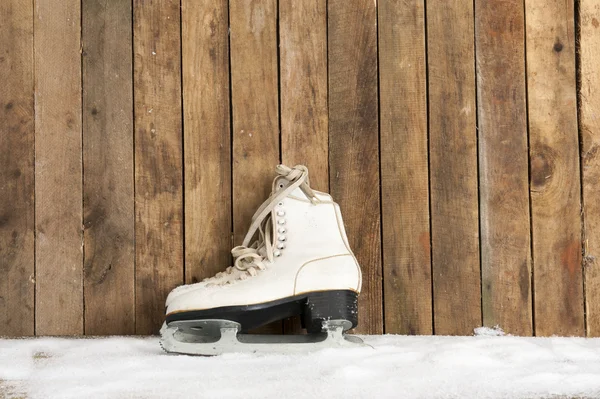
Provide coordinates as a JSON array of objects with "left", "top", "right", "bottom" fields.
[{"left": 164, "top": 165, "right": 362, "bottom": 335}]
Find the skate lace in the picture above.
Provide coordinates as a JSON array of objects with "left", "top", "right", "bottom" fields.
[{"left": 204, "top": 165, "right": 319, "bottom": 285}]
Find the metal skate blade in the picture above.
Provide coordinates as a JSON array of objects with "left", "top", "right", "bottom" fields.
[{"left": 159, "top": 319, "right": 369, "bottom": 356}]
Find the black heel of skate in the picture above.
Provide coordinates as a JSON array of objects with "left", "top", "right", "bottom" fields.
[{"left": 302, "top": 290, "right": 358, "bottom": 334}]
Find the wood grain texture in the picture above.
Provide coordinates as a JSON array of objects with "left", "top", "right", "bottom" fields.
[
  {"left": 230, "top": 0, "right": 280, "bottom": 246},
  {"left": 475, "top": 0, "right": 532, "bottom": 335},
  {"left": 525, "top": 0, "right": 584, "bottom": 337},
  {"left": 378, "top": 0, "right": 431, "bottom": 335},
  {"left": 82, "top": 0, "right": 135, "bottom": 335},
  {"left": 280, "top": 0, "right": 328, "bottom": 191},
  {"left": 229, "top": 0, "right": 281, "bottom": 334},
  {"left": 328, "top": 0, "right": 382, "bottom": 334},
  {"left": 133, "top": 0, "right": 183, "bottom": 334},
  {"left": 0, "top": 0, "right": 35, "bottom": 336},
  {"left": 579, "top": 0, "right": 600, "bottom": 337},
  {"left": 279, "top": 0, "right": 328, "bottom": 334},
  {"left": 182, "top": 0, "right": 231, "bottom": 284},
  {"left": 34, "top": 0, "right": 83, "bottom": 335},
  {"left": 427, "top": 0, "right": 481, "bottom": 335}
]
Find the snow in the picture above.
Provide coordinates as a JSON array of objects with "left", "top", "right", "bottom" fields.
[
  {"left": 1, "top": 333, "right": 600, "bottom": 399},
  {"left": 474, "top": 326, "right": 506, "bottom": 336}
]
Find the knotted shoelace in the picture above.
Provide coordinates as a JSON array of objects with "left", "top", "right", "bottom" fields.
[{"left": 204, "top": 164, "right": 319, "bottom": 285}]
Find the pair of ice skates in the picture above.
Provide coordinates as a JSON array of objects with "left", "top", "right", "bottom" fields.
[{"left": 160, "top": 165, "right": 365, "bottom": 355}]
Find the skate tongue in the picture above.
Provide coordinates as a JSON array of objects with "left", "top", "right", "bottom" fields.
[
  {"left": 273, "top": 177, "right": 311, "bottom": 201},
  {"left": 273, "top": 164, "right": 317, "bottom": 201}
]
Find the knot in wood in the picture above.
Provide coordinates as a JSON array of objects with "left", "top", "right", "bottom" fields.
[
  {"left": 530, "top": 145, "right": 555, "bottom": 189},
  {"left": 553, "top": 40, "right": 563, "bottom": 53}
]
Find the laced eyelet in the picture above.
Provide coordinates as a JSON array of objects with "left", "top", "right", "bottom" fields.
[
  {"left": 277, "top": 219, "right": 286, "bottom": 225},
  {"left": 278, "top": 227, "right": 287, "bottom": 234},
  {"left": 278, "top": 235, "right": 286, "bottom": 242},
  {"left": 277, "top": 242, "right": 285, "bottom": 250},
  {"left": 277, "top": 210, "right": 285, "bottom": 216},
  {"left": 274, "top": 250, "right": 282, "bottom": 257}
]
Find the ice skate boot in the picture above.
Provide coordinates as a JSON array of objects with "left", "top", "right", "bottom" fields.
[{"left": 160, "top": 165, "right": 365, "bottom": 355}]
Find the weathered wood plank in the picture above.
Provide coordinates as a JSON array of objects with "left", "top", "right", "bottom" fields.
[
  {"left": 133, "top": 0, "right": 184, "bottom": 334},
  {"left": 279, "top": 0, "right": 328, "bottom": 334},
  {"left": 579, "top": 0, "right": 600, "bottom": 337},
  {"left": 427, "top": 0, "right": 481, "bottom": 335},
  {"left": 34, "top": 0, "right": 83, "bottom": 335},
  {"left": 82, "top": 0, "right": 135, "bottom": 335},
  {"left": 230, "top": 0, "right": 279, "bottom": 247},
  {"left": 525, "top": 0, "right": 584, "bottom": 337},
  {"left": 328, "top": 0, "right": 382, "bottom": 334},
  {"left": 475, "top": 0, "right": 532, "bottom": 335},
  {"left": 378, "top": 0, "right": 431, "bottom": 335},
  {"left": 229, "top": 0, "right": 280, "bottom": 334},
  {"left": 280, "top": 0, "right": 328, "bottom": 191},
  {"left": 182, "top": 0, "right": 231, "bottom": 284},
  {"left": 0, "top": 0, "right": 35, "bottom": 336}
]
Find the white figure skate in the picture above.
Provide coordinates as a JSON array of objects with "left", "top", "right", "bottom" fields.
[{"left": 160, "top": 165, "right": 365, "bottom": 355}]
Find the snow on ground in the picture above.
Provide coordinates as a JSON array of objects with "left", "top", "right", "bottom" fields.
[{"left": 1, "top": 331, "right": 600, "bottom": 399}]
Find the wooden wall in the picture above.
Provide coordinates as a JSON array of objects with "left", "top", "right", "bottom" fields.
[{"left": 0, "top": 0, "right": 598, "bottom": 337}]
